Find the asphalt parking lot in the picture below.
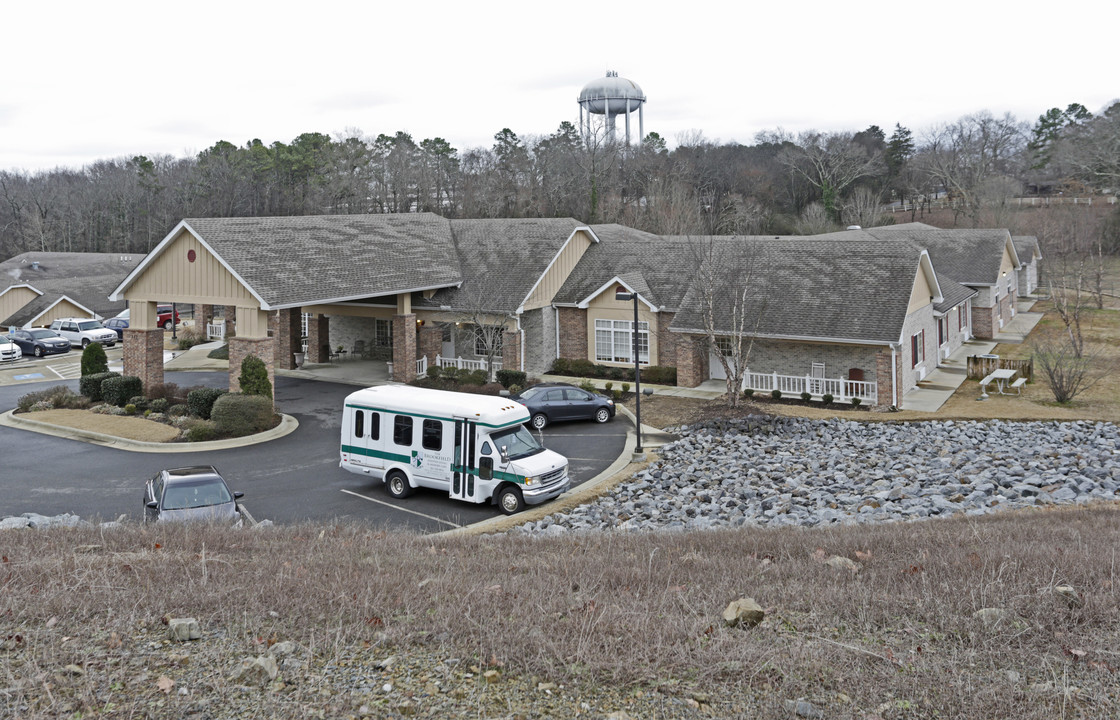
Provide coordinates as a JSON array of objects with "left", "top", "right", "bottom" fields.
[{"left": 0, "top": 362, "right": 629, "bottom": 532}]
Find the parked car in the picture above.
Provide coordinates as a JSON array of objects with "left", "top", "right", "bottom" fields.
[
  {"left": 103, "top": 316, "right": 129, "bottom": 339},
  {"left": 143, "top": 466, "right": 244, "bottom": 524},
  {"left": 509, "top": 382, "right": 615, "bottom": 429},
  {"left": 49, "top": 318, "right": 117, "bottom": 348},
  {"left": 0, "top": 334, "right": 22, "bottom": 362},
  {"left": 116, "top": 304, "right": 180, "bottom": 330},
  {"left": 7, "top": 328, "right": 70, "bottom": 357}
]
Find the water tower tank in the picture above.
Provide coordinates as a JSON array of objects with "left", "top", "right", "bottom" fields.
[{"left": 578, "top": 71, "right": 646, "bottom": 146}]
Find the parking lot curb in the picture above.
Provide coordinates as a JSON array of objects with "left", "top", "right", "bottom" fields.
[
  {"left": 436, "top": 405, "right": 656, "bottom": 538},
  {"left": 0, "top": 409, "right": 299, "bottom": 453}
]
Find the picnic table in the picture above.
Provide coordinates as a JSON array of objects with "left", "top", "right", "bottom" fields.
[{"left": 980, "top": 368, "right": 1018, "bottom": 397}]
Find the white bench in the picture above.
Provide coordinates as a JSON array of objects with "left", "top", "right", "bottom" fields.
[{"left": 1008, "top": 377, "right": 1027, "bottom": 395}]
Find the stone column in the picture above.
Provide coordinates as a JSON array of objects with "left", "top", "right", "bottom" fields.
[
  {"left": 228, "top": 336, "right": 276, "bottom": 400},
  {"left": 271, "top": 309, "right": 303, "bottom": 370},
  {"left": 674, "top": 336, "right": 707, "bottom": 387},
  {"left": 501, "top": 328, "right": 521, "bottom": 373},
  {"left": 391, "top": 314, "right": 417, "bottom": 382},
  {"left": 123, "top": 328, "right": 165, "bottom": 394},
  {"left": 308, "top": 314, "right": 330, "bottom": 363}
]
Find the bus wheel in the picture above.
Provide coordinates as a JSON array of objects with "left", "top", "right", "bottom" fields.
[
  {"left": 497, "top": 485, "right": 525, "bottom": 515},
  {"left": 386, "top": 471, "right": 414, "bottom": 499}
]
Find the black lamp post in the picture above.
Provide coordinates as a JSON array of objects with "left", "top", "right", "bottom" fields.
[
  {"left": 171, "top": 302, "right": 177, "bottom": 340},
  {"left": 615, "top": 287, "right": 643, "bottom": 458}
]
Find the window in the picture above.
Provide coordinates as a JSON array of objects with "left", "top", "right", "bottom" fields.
[
  {"left": 393, "top": 415, "right": 413, "bottom": 446},
  {"left": 368, "top": 412, "right": 380, "bottom": 440},
  {"left": 593, "top": 319, "right": 649, "bottom": 364},
  {"left": 911, "top": 332, "right": 924, "bottom": 368},
  {"left": 474, "top": 326, "right": 502, "bottom": 357},
  {"left": 714, "top": 337, "right": 734, "bottom": 356},
  {"left": 354, "top": 410, "right": 364, "bottom": 439},
  {"left": 374, "top": 318, "right": 392, "bottom": 348},
  {"left": 422, "top": 419, "right": 442, "bottom": 450}
]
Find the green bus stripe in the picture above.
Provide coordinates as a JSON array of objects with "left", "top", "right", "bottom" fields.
[{"left": 341, "top": 445, "right": 411, "bottom": 464}]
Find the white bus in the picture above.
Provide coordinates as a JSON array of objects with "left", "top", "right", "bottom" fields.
[{"left": 339, "top": 385, "right": 570, "bottom": 514}]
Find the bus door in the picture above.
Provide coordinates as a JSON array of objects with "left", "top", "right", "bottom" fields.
[{"left": 451, "top": 419, "right": 477, "bottom": 501}]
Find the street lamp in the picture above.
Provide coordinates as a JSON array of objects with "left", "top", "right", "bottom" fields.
[
  {"left": 171, "top": 302, "right": 177, "bottom": 340},
  {"left": 615, "top": 287, "right": 644, "bottom": 460}
]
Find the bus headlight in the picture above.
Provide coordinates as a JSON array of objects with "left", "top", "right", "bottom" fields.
[{"left": 524, "top": 475, "right": 538, "bottom": 486}]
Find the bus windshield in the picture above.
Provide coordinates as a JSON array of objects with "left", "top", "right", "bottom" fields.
[{"left": 489, "top": 425, "right": 544, "bottom": 460}]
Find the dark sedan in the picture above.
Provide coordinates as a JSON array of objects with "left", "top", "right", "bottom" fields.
[
  {"left": 509, "top": 382, "right": 616, "bottom": 429},
  {"left": 144, "top": 465, "right": 244, "bottom": 524},
  {"left": 7, "top": 328, "right": 72, "bottom": 357},
  {"left": 103, "top": 317, "right": 129, "bottom": 339}
]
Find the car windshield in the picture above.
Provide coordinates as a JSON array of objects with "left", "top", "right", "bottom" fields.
[
  {"left": 489, "top": 425, "right": 545, "bottom": 460},
  {"left": 77, "top": 321, "right": 104, "bottom": 331},
  {"left": 518, "top": 386, "right": 546, "bottom": 400},
  {"left": 28, "top": 330, "right": 55, "bottom": 339},
  {"left": 161, "top": 479, "right": 232, "bottom": 510}
]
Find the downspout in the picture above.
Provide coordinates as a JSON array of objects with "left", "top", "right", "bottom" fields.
[
  {"left": 554, "top": 307, "right": 560, "bottom": 362},
  {"left": 891, "top": 343, "right": 899, "bottom": 408},
  {"left": 517, "top": 314, "right": 525, "bottom": 373}
]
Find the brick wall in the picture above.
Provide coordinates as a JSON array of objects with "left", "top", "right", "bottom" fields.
[
  {"left": 657, "top": 312, "right": 678, "bottom": 368},
  {"left": 557, "top": 307, "right": 586, "bottom": 363},
  {"left": 501, "top": 329, "right": 521, "bottom": 373},
  {"left": 271, "top": 309, "right": 302, "bottom": 370},
  {"left": 391, "top": 314, "right": 417, "bottom": 382},
  {"left": 228, "top": 337, "right": 275, "bottom": 400},
  {"left": 972, "top": 303, "right": 996, "bottom": 339},
  {"left": 308, "top": 315, "right": 330, "bottom": 363},
  {"left": 418, "top": 325, "right": 442, "bottom": 364},
  {"left": 122, "top": 328, "right": 165, "bottom": 393},
  {"left": 675, "top": 335, "right": 707, "bottom": 387},
  {"left": 875, "top": 350, "right": 896, "bottom": 408}
]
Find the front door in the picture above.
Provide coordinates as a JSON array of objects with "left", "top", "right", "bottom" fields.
[{"left": 451, "top": 420, "right": 476, "bottom": 501}]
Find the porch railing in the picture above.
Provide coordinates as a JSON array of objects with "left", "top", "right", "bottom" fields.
[
  {"left": 744, "top": 370, "right": 877, "bottom": 404},
  {"left": 206, "top": 322, "right": 225, "bottom": 340},
  {"left": 415, "top": 356, "right": 427, "bottom": 377},
  {"left": 432, "top": 354, "right": 501, "bottom": 373}
]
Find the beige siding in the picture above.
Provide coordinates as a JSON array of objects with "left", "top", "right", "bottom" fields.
[
  {"left": 585, "top": 289, "right": 660, "bottom": 366},
  {"left": 127, "top": 229, "right": 257, "bottom": 306},
  {"left": 37, "top": 300, "right": 89, "bottom": 327},
  {"left": 302, "top": 303, "right": 396, "bottom": 319},
  {"left": 0, "top": 287, "right": 38, "bottom": 325},
  {"left": 906, "top": 265, "right": 934, "bottom": 315},
  {"left": 523, "top": 230, "right": 594, "bottom": 311},
  {"left": 236, "top": 307, "right": 270, "bottom": 338}
]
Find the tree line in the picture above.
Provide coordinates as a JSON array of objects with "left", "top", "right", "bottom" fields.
[{"left": 1, "top": 101, "right": 1118, "bottom": 260}]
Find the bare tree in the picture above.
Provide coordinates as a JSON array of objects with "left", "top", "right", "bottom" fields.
[
  {"left": 1031, "top": 333, "right": 1108, "bottom": 403},
  {"left": 778, "top": 131, "right": 884, "bottom": 221},
  {"left": 840, "top": 187, "right": 886, "bottom": 228},
  {"left": 689, "top": 236, "right": 764, "bottom": 406}
]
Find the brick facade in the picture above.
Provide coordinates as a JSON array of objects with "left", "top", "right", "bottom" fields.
[
  {"left": 972, "top": 304, "right": 997, "bottom": 339},
  {"left": 228, "top": 336, "right": 276, "bottom": 399},
  {"left": 675, "top": 335, "right": 707, "bottom": 387},
  {"left": 875, "top": 350, "right": 896, "bottom": 408},
  {"left": 122, "top": 328, "right": 165, "bottom": 393},
  {"left": 271, "top": 309, "right": 302, "bottom": 370},
  {"left": 501, "top": 329, "right": 521, "bottom": 373},
  {"left": 418, "top": 325, "right": 442, "bottom": 364},
  {"left": 391, "top": 314, "right": 417, "bottom": 382},
  {"left": 308, "top": 314, "right": 330, "bottom": 363},
  {"left": 557, "top": 307, "right": 586, "bottom": 361},
  {"left": 194, "top": 304, "right": 213, "bottom": 328},
  {"left": 656, "top": 312, "right": 679, "bottom": 368}
]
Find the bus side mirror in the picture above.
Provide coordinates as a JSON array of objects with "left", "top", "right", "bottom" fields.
[
  {"left": 479, "top": 456, "right": 493, "bottom": 480},
  {"left": 500, "top": 445, "right": 509, "bottom": 464}
]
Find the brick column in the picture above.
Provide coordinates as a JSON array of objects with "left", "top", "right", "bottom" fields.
[
  {"left": 228, "top": 336, "right": 276, "bottom": 400},
  {"left": 271, "top": 309, "right": 303, "bottom": 370},
  {"left": 418, "top": 324, "right": 442, "bottom": 365},
  {"left": 308, "top": 314, "right": 330, "bottom": 363},
  {"left": 557, "top": 307, "right": 587, "bottom": 361},
  {"left": 675, "top": 335, "right": 707, "bottom": 387},
  {"left": 875, "top": 350, "right": 895, "bottom": 409},
  {"left": 501, "top": 328, "right": 521, "bottom": 373},
  {"left": 194, "top": 304, "right": 213, "bottom": 330},
  {"left": 123, "top": 328, "right": 165, "bottom": 394},
  {"left": 657, "top": 312, "right": 678, "bottom": 367},
  {"left": 392, "top": 314, "right": 417, "bottom": 382}
]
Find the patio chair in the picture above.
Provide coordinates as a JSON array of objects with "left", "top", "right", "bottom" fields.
[{"left": 352, "top": 339, "right": 367, "bottom": 359}]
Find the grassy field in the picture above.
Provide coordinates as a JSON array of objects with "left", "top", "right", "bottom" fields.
[{"left": 2, "top": 509, "right": 1119, "bottom": 719}]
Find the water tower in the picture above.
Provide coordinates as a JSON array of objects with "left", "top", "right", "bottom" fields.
[{"left": 578, "top": 71, "right": 646, "bottom": 146}]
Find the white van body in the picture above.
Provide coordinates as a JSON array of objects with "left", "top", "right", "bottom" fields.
[{"left": 339, "top": 385, "right": 570, "bottom": 514}]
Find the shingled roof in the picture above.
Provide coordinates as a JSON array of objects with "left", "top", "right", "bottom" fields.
[
  {"left": 416, "top": 218, "right": 586, "bottom": 314},
  {"left": 554, "top": 225, "right": 697, "bottom": 309},
  {"left": 864, "top": 224, "right": 1016, "bottom": 286},
  {"left": 0, "top": 252, "right": 136, "bottom": 325},
  {"left": 1012, "top": 235, "right": 1041, "bottom": 263},
  {"left": 669, "top": 235, "right": 935, "bottom": 344},
  {"left": 122, "top": 213, "right": 463, "bottom": 308}
]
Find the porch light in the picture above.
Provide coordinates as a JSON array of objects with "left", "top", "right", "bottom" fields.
[{"left": 615, "top": 288, "right": 644, "bottom": 460}]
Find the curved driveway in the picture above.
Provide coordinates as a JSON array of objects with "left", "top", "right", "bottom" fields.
[{"left": 0, "top": 370, "right": 627, "bottom": 532}]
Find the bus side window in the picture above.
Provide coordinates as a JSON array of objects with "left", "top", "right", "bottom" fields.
[
  {"left": 393, "top": 415, "right": 413, "bottom": 446},
  {"left": 369, "top": 412, "right": 380, "bottom": 441},
  {"left": 354, "top": 410, "right": 364, "bottom": 439},
  {"left": 422, "top": 419, "right": 442, "bottom": 450}
]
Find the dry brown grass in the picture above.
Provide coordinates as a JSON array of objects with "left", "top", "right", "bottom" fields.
[
  {"left": 22, "top": 409, "right": 181, "bottom": 442},
  {"left": 2, "top": 508, "right": 1118, "bottom": 718}
]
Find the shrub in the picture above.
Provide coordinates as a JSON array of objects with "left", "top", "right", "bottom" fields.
[
  {"left": 182, "top": 419, "right": 217, "bottom": 442},
  {"left": 207, "top": 344, "right": 229, "bottom": 360},
  {"left": 495, "top": 369, "right": 527, "bottom": 389},
  {"left": 822, "top": 393, "right": 834, "bottom": 405},
  {"left": 426, "top": 365, "right": 441, "bottom": 379},
  {"left": 742, "top": 388, "right": 755, "bottom": 399},
  {"left": 569, "top": 358, "right": 597, "bottom": 377},
  {"left": 80, "top": 343, "right": 109, "bottom": 377},
  {"left": 771, "top": 389, "right": 782, "bottom": 400},
  {"left": 146, "top": 382, "right": 184, "bottom": 404},
  {"left": 176, "top": 325, "right": 206, "bottom": 350},
  {"left": 211, "top": 393, "right": 276, "bottom": 437},
  {"left": 123, "top": 403, "right": 137, "bottom": 415},
  {"left": 149, "top": 398, "right": 169, "bottom": 414},
  {"left": 80, "top": 371, "right": 120, "bottom": 402},
  {"left": 455, "top": 382, "right": 505, "bottom": 396},
  {"left": 102, "top": 376, "right": 144, "bottom": 407},
  {"left": 461, "top": 369, "right": 487, "bottom": 386},
  {"left": 549, "top": 357, "right": 572, "bottom": 375},
  {"left": 612, "top": 389, "right": 622, "bottom": 402},
  {"left": 800, "top": 391, "right": 812, "bottom": 402},
  {"left": 621, "top": 383, "right": 630, "bottom": 394},
  {"left": 608, "top": 367, "right": 628, "bottom": 381},
  {"left": 604, "top": 381, "right": 614, "bottom": 392},
  {"left": 168, "top": 403, "right": 189, "bottom": 417},
  {"left": 851, "top": 397, "right": 862, "bottom": 408},
  {"left": 147, "top": 412, "right": 167, "bottom": 423},
  {"left": 239, "top": 355, "right": 272, "bottom": 398},
  {"left": 508, "top": 384, "right": 522, "bottom": 394},
  {"left": 440, "top": 366, "right": 463, "bottom": 382},
  {"left": 128, "top": 395, "right": 148, "bottom": 411},
  {"left": 17, "top": 386, "right": 88, "bottom": 412},
  {"left": 643, "top": 365, "right": 678, "bottom": 385},
  {"left": 187, "top": 387, "right": 228, "bottom": 420},
  {"left": 578, "top": 379, "right": 596, "bottom": 393}
]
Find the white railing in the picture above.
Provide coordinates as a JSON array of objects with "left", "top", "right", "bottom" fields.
[
  {"left": 432, "top": 354, "right": 501, "bottom": 373},
  {"left": 744, "top": 370, "right": 877, "bottom": 404},
  {"left": 206, "top": 322, "right": 225, "bottom": 340},
  {"left": 415, "top": 356, "right": 427, "bottom": 376}
]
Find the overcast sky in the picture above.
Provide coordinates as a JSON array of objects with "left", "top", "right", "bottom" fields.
[{"left": 2, "top": 1, "right": 1116, "bottom": 173}]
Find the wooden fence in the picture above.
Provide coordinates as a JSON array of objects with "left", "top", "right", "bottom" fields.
[{"left": 966, "top": 355, "right": 1033, "bottom": 382}]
